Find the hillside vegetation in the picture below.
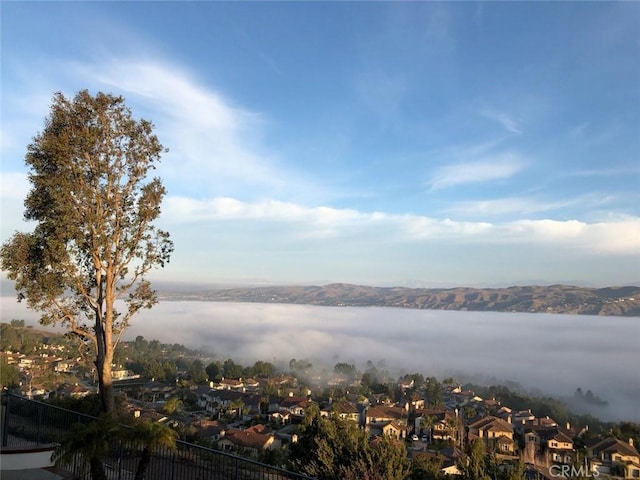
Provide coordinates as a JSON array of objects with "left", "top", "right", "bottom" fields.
[{"left": 160, "top": 283, "right": 640, "bottom": 316}]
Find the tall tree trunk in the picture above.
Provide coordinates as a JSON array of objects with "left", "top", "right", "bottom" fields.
[
  {"left": 100, "top": 360, "right": 114, "bottom": 414},
  {"left": 95, "top": 322, "right": 114, "bottom": 414}
]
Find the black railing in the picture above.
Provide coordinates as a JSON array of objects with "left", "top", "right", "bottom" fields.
[{"left": 1, "top": 392, "right": 314, "bottom": 480}]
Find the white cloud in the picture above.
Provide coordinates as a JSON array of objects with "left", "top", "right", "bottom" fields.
[
  {"left": 162, "top": 194, "right": 640, "bottom": 255},
  {"left": 84, "top": 61, "right": 275, "bottom": 184},
  {"left": 508, "top": 218, "right": 640, "bottom": 254},
  {"left": 428, "top": 152, "right": 527, "bottom": 190},
  {"left": 444, "top": 194, "right": 618, "bottom": 217},
  {"left": 63, "top": 58, "right": 325, "bottom": 202},
  {"left": 480, "top": 109, "right": 522, "bottom": 135}
]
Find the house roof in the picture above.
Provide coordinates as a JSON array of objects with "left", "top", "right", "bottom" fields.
[
  {"left": 589, "top": 437, "right": 640, "bottom": 458},
  {"left": 550, "top": 430, "right": 574, "bottom": 444},
  {"left": 323, "top": 400, "right": 358, "bottom": 414},
  {"left": 223, "top": 427, "right": 273, "bottom": 450},
  {"left": 279, "top": 397, "right": 311, "bottom": 409},
  {"left": 496, "top": 435, "right": 515, "bottom": 445},
  {"left": 193, "top": 419, "right": 227, "bottom": 437},
  {"left": 469, "top": 416, "right": 513, "bottom": 433},
  {"left": 220, "top": 378, "right": 243, "bottom": 387},
  {"left": 366, "top": 405, "right": 408, "bottom": 421},
  {"left": 416, "top": 408, "right": 446, "bottom": 418},
  {"left": 368, "top": 420, "right": 406, "bottom": 432}
]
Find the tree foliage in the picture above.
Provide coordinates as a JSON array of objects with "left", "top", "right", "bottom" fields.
[
  {"left": 289, "top": 404, "right": 411, "bottom": 480},
  {"left": 1, "top": 90, "right": 173, "bottom": 413},
  {"left": 52, "top": 415, "right": 120, "bottom": 480},
  {"left": 128, "top": 419, "right": 178, "bottom": 480}
]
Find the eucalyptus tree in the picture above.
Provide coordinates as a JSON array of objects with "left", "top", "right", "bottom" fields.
[{"left": 1, "top": 90, "right": 173, "bottom": 413}]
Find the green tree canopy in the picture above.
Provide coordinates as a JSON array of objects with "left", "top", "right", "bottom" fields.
[
  {"left": 289, "top": 404, "right": 411, "bottom": 480},
  {"left": 1, "top": 90, "right": 173, "bottom": 413}
]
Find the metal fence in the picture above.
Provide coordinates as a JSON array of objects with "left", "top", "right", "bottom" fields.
[{"left": 1, "top": 392, "right": 315, "bottom": 480}]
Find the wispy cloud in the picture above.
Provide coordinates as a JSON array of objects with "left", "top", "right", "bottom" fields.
[
  {"left": 63, "top": 58, "right": 326, "bottom": 203},
  {"left": 563, "top": 166, "right": 640, "bottom": 178},
  {"left": 428, "top": 152, "right": 526, "bottom": 190},
  {"left": 85, "top": 61, "right": 273, "bottom": 181},
  {"left": 480, "top": 109, "right": 522, "bottom": 135},
  {"left": 443, "top": 194, "right": 618, "bottom": 217}
]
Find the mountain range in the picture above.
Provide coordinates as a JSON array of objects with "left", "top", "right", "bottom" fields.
[{"left": 158, "top": 283, "right": 640, "bottom": 316}]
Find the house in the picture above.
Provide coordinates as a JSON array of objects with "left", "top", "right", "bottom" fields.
[
  {"left": 364, "top": 405, "right": 408, "bottom": 438},
  {"left": 411, "top": 446, "right": 464, "bottom": 476},
  {"left": 414, "top": 408, "right": 458, "bottom": 443},
  {"left": 513, "top": 409, "right": 536, "bottom": 425},
  {"left": 367, "top": 421, "right": 405, "bottom": 439},
  {"left": 57, "top": 383, "right": 92, "bottom": 399},
  {"left": 269, "top": 410, "right": 293, "bottom": 425},
  {"left": 218, "top": 378, "right": 244, "bottom": 390},
  {"left": 398, "top": 378, "right": 415, "bottom": 391},
  {"left": 399, "top": 393, "right": 426, "bottom": 410},
  {"left": 192, "top": 419, "right": 227, "bottom": 442},
  {"left": 320, "top": 400, "right": 359, "bottom": 422},
  {"left": 515, "top": 416, "right": 558, "bottom": 435},
  {"left": 445, "top": 389, "right": 477, "bottom": 408},
  {"left": 54, "top": 360, "right": 76, "bottom": 373},
  {"left": 521, "top": 422, "right": 577, "bottom": 467},
  {"left": 278, "top": 396, "right": 312, "bottom": 416},
  {"left": 112, "top": 368, "right": 134, "bottom": 380},
  {"left": 243, "top": 378, "right": 260, "bottom": 390},
  {"left": 139, "top": 380, "right": 175, "bottom": 402},
  {"left": 468, "top": 416, "right": 515, "bottom": 454},
  {"left": 217, "top": 425, "right": 280, "bottom": 457},
  {"left": 587, "top": 437, "right": 640, "bottom": 479}
]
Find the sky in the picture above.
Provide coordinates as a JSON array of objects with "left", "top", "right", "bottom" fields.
[{"left": 1, "top": 2, "right": 639, "bottom": 288}]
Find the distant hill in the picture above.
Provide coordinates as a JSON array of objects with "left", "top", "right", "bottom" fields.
[{"left": 158, "top": 283, "right": 640, "bottom": 316}]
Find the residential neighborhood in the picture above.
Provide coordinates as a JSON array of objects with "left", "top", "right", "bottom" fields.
[{"left": 1, "top": 321, "right": 639, "bottom": 480}]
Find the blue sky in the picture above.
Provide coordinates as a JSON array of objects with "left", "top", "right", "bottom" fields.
[{"left": 1, "top": 2, "right": 639, "bottom": 287}]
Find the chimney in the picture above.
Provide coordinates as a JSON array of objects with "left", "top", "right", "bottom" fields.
[
  {"left": 630, "top": 438, "right": 634, "bottom": 447},
  {"left": 566, "top": 422, "right": 571, "bottom": 430}
]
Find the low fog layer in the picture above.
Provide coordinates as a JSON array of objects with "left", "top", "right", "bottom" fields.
[{"left": 2, "top": 298, "right": 638, "bottom": 421}]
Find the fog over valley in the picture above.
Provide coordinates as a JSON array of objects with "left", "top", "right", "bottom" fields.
[{"left": 2, "top": 297, "right": 638, "bottom": 422}]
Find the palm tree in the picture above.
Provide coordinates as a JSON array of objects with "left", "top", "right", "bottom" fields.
[
  {"left": 52, "top": 415, "right": 120, "bottom": 480},
  {"left": 420, "top": 415, "right": 435, "bottom": 444},
  {"left": 445, "top": 416, "right": 461, "bottom": 446},
  {"left": 128, "top": 419, "right": 178, "bottom": 480},
  {"left": 161, "top": 396, "right": 183, "bottom": 416},
  {"left": 228, "top": 397, "right": 245, "bottom": 419}
]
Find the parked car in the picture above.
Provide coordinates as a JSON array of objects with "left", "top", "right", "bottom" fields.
[
  {"left": 421, "top": 435, "right": 428, "bottom": 442},
  {"left": 412, "top": 434, "right": 419, "bottom": 442}
]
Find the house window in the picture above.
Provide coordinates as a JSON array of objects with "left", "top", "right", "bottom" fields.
[
  {"left": 553, "top": 454, "right": 560, "bottom": 461},
  {"left": 632, "top": 469, "right": 639, "bottom": 478}
]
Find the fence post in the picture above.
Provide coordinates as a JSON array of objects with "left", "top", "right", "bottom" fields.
[
  {"left": 36, "top": 400, "right": 43, "bottom": 444},
  {"left": 1, "top": 391, "right": 9, "bottom": 447}
]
